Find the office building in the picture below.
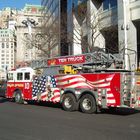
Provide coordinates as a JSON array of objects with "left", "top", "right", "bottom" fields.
[
  {"left": 0, "top": 29, "right": 16, "bottom": 79},
  {"left": 71, "top": 0, "right": 140, "bottom": 69}
]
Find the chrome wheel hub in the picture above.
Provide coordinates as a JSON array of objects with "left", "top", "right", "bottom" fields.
[
  {"left": 82, "top": 98, "right": 92, "bottom": 110},
  {"left": 64, "top": 97, "right": 72, "bottom": 108}
]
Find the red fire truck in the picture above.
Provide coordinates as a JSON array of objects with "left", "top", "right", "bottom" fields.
[{"left": 6, "top": 52, "right": 140, "bottom": 113}]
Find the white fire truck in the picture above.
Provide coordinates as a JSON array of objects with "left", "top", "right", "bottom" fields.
[{"left": 6, "top": 51, "right": 140, "bottom": 113}]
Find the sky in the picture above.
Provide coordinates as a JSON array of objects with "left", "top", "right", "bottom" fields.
[{"left": 0, "top": 0, "right": 41, "bottom": 10}]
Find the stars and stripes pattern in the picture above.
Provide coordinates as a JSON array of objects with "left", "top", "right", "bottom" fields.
[
  {"left": 49, "top": 76, "right": 60, "bottom": 102},
  {"left": 32, "top": 76, "right": 48, "bottom": 100},
  {"left": 32, "top": 76, "right": 60, "bottom": 102},
  {"left": 89, "top": 76, "right": 116, "bottom": 106},
  {"left": 55, "top": 74, "right": 116, "bottom": 106},
  {"left": 32, "top": 73, "right": 117, "bottom": 106},
  {"left": 55, "top": 75, "right": 93, "bottom": 89}
]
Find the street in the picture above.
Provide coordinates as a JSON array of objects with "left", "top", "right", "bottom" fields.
[{"left": 0, "top": 97, "right": 140, "bottom": 140}]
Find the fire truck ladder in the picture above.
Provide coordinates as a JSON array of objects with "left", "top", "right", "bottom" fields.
[
  {"left": 83, "top": 51, "right": 123, "bottom": 69},
  {"left": 30, "top": 50, "right": 123, "bottom": 70}
]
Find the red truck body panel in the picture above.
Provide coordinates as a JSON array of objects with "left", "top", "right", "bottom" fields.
[{"left": 6, "top": 73, "right": 121, "bottom": 107}]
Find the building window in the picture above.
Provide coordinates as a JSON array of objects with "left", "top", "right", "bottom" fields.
[
  {"left": 2, "top": 43, "right": 4, "bottom": 48},
  {"left": 11, "top": 43, "right": 14, "bottom": 47},
  {"left": 11, "top": 65, "right": 14, "bottom": 68},
  {"left": 103, "top": 0, "right": 117, "bottom": 10},
  {"left": 6, "top": 43, "right": 9, "bottom": 48},
  {"left": 110, "top": 0, "right": 117, "bottom": 8},
  {"left": 103, "top": 0, "right": 109, "bottom": 10},
  {"left": 1, "top": 65, "right": 4, "bottom": 68}
]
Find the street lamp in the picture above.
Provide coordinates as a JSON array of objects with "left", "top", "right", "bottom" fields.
[
  {"left": 22, "top": 18, "right": 38, "bottom": 36},
  {"left": 22, "top": 18, "right": 38, "bottom": 61}
]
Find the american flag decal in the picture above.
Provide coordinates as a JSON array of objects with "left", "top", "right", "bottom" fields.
[
  {"left": 32, "top": 76, "right": 60, "bottom": 102},
  {"left": 32, "top": 73, "right": 118, "bottom": 106},
  {"left": 55, "top": 75, "right": 93, "bottom": 89},
  {"left": 55, "top": 74, "right": 116, "bottom": 106}
]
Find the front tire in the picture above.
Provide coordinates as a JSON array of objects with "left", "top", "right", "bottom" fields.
[
  {"left": 14, "top": 91, "right": 24, "bottom": 104},
  {"left": 80, "top": 94, "right": 97, "bottom": 114},
  {"left": 62, "top": 94, "right": 77, "bottom": 112}
]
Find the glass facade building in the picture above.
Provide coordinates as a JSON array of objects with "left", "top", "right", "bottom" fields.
[
  {"left": 41, "top": 0, "right": 68, "bottom": 56},
  {"left": 41, "top": 0, "right": 86, "bottom": 56},
  {"left": 67, "top": 0, "right": 88, "bottom": 54},
  {"left": 103, "top": 0, "right": 117, "bottom": 10}
]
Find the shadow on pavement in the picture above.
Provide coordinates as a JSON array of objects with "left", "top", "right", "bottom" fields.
[
  {"left": 28, "top": 101, "right": 62, "bottom": 109},
  {"left": 100, "top": 108, "right": 140, "bottom": 116},
  {"left": 27, "top": 101, "right": 140, "bottom": 115},
  {"left": 1, "top": 98, "right": 139, "bottom": 116},
  {"left": 0, "top": 97, "right": 8, "bottom": 103}
]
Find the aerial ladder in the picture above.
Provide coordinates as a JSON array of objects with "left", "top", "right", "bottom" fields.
[{"left": 30, "top": 48, "right": 123, "bottom": 73}]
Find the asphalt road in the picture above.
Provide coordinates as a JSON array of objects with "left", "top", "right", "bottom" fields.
[{"left": 0, "top": 97, "right": 140, "bottom": 140}]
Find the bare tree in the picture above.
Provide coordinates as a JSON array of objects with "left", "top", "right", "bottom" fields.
[
  {"left": 22, "top": 19, "right": 60, "bottom": 59},
  {"left": 40, "top": 20, "right": 60, "bottom": 58},
  {"left": 67, "top": 2, "right": 105, "bottom": 54}
]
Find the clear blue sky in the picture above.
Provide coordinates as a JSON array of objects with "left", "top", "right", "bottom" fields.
[{"left": 0, "top": 0, "right": 41, "bottom": 10}]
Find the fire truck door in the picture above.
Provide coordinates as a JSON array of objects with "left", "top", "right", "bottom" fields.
[{"left": 23, "top": 72, "right": 32, "bottom": 99}]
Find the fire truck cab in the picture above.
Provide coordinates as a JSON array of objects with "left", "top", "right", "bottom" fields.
[{"left": 6, "top": 67, "right": 35, "bottom": 103}]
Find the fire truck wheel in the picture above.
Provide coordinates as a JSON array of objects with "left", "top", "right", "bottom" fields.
[
  {"left": 62, "top": 94, "right": 77, "bottom": 112},
  {"left": 14, "top": 92, "right": 24, "bottom": 104},
  {"left": 80, "top": 94, "right": 97, "bottom": 114}
]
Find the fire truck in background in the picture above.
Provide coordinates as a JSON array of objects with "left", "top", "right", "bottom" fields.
[{"left": 6, "top": 50, "right": 140, "bottom": 113}]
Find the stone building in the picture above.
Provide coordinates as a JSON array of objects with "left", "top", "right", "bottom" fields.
[
  {"left": 0, "top": 4, "right": 42, "bottom": 78},
  {"left": 16, "top": 4, "right": 42, "bottom": 66}
]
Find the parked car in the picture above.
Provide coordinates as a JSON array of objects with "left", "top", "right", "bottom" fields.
[{"left": 0, "top": 80, "right": 7, "bottom": 97}]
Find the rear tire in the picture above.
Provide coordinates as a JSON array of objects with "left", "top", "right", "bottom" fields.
[
  {"left": 14, "top": 91, "right": 24, "bottom": 104},
  {"left": 62, "top": 94, "right": 77, "bottom": 112},
  {"left": 80, "top": 94, "right": 97, "bottom": 114}
]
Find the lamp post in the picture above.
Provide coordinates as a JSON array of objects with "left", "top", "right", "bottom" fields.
[
  {"left": 123, "top": 0, "right": 129, "bottom": 70},
  {"left": 22, "top": 18, "right": 38, "bottom": 61},
  {"left": 22, "top": 18, "right": 38, "bottom": 36}
]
